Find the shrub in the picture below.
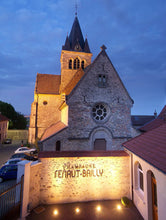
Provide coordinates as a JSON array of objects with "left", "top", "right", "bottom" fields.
[{"left": 121, "top": 197, "right": 130, "bottom": 207}]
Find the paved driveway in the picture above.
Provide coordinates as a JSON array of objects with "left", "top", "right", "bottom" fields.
[{"left": 0, "top": 144, "right": 19, "bottom": 166}]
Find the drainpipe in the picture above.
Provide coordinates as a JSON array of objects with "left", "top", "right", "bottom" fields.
[
  {"left": 131, "top": 152, "right": 134, "bottom": 201},
  {"left": 35, "top": 94, "right": 38, "bottom": 140}
]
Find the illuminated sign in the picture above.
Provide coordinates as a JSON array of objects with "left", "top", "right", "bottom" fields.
[{"left": 55, "top": 163, "right": 104, "bottom": 178}]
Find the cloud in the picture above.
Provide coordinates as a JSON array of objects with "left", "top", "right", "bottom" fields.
[{"left": 0, "top": 0, "right": 165, "bottom": 115}]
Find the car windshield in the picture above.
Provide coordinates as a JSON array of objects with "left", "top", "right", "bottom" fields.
[
  {"left": 12, "top": 154, "right": 24, "bottom": 158},
  {"left": 9, "top": 160, "right": 20, "bottom": 164}
]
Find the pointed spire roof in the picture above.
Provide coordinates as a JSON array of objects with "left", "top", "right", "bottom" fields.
[
  {"left": 62, "top": 15, "right": 91, "bottom": 53},
  {"left": 84, "top": 37, "right": 91, "bottom": 53},
  {"left": 63, "top": 35, "right": 70, "bottom": 50}
]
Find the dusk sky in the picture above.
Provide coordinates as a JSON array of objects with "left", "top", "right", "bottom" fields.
[{"left": 0, "top": 0, "right": 166, "bottom": 116}]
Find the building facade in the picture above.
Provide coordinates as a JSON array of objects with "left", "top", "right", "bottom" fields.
[
  {"left": 29, "top": 15, "right": 138, "bottom": 151},
  {"left": 22, "top": 14, "right": 166, "bottom": 220},
  {"left": 123, "top": 105, "right": 166, "bottom": 220}
]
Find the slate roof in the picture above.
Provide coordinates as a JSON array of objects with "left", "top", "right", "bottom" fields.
[
  {"left": 39, "top": 150, "right": 128, "bottom": 158},
  {"left": 0, "top": 114, "right": 9, "bottom": 122},
  {"left": 140, "top": 105, "right": 166, "bottom": 132},
  {"left": 131, "top": 115, "right": 155, "bottom": 127},
  {"left": 35, "top": 73, "right": 61, "bottom": 94},
  {"left": 123, "top": 122, "right": 166, "bottom": 174},
  {"left": 40, "top": 121, "right": 67, "bottom": 141},
  {"left": 62, "top": 16, "right": 91, "bottom": 53}
]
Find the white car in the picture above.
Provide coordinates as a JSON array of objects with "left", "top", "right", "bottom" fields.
[
  {"left": 4, "top": 158, "right": 25, "bottom": 165},
  {"left": 14, "top": 147, "right": 37, "bottom": 155}
]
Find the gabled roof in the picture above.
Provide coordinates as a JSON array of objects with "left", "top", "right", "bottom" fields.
[
  {"left": 41, "top": 121, "right": 67, "bottom": 141},
  {"left": 62, "top": 16, "right": 91, "bottom": 53},
  {"left": 67, "top": 45, "right": 133, "bottom": 104},
  {"left": 140, "top": 105, "right": 166, "bottom": 132},
  {"left": 62, "top": 68, "right": 84, "bottom": 95},
  {"left": 123, "top": 122, "right": 166, "bottom": 174},
  {"left": 0, "top": 114, "right": 9, "bottom": 122},
  {"left": 35, "top": 73, "right": 61, "bottom": 94}
]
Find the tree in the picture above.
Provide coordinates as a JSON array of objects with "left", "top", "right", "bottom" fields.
[{"left": 0, "top": 101, "right": 27, "bottom": 129}]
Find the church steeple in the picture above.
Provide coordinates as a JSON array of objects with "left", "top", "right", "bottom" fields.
[
  {"left": 60, "top": 15, "right": 92, "bottom": 92},
  {"left": 62, "top": 15, "right": 91, "bottom": 53}
]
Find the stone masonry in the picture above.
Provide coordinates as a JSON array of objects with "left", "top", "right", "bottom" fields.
[{"left": 28, "top": 155, "right": 130, "bottom": 206}]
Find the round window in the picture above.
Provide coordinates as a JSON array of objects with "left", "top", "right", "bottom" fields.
[
  {"left": 92, "top": 103, "right": 108, "bottom": 121},
  {"left": 43, "top": 101, "right": 48, "bottom": 105}
]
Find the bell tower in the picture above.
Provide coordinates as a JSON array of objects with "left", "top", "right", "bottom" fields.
[{"left": 60, "top": 15, "right": 92, "bottom": 92}]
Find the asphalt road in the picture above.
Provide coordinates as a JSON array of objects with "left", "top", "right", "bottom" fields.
[{"left": 0, "top": 144, "right": 20, "bottom": 167}]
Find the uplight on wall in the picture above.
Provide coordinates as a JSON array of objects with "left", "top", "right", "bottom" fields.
[
  {"left": 75, "top": 207, "right": 80, "bottom": 214},
  {"left": 96, "top": 205, "right": 101, "bottom": 212},
  {"left": 53, "top": 209, "right": 58, "bottom": 216},
  {"left": 117, "top": 204, "right": 121, "bottom": 210}
]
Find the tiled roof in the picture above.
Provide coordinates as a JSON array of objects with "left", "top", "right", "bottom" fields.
[
  {"left": 131, "top": 115, "right": 155, "bottom": 127},
  {"left": 140, "top": 105, "right": 166, "bottom": 132},
  {"left": 0, "top": 114, "right": 9, "bottom": 122},
  {"left": 123, "top": 123, "right": 166, "bottom": 174},
  {"left": 35, "top": 73, "right": 61, "bottom": 94},
  {"left": 62, "top": 68, "right": 84, "bottom": 95},
  {"left": 158, "top": 105, "right": 166, "bottom": 118},
  {"left": 41, "top": 121, "right": 67, "bottom": 141},
  {"left": 39, "top": 150, "right": 128, "bottom": 158}
]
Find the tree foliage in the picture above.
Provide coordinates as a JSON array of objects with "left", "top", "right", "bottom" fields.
[{"left": 0, "top": 101, "right": 27, "bottom": 129}]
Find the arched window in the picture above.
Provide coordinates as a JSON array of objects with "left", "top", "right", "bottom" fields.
[
  {"left": 55, "top": 141, "right": 61, "bottom": 151},
  {"left": 69, "top": 59, "right": 72, "bottom": 69},
  {"left": 138, "top": 163, "right": 144, "bottom": 191},
  {"left": 77, "top": 58, "right": 80, "bottom": 68},
  {"left": 74, "top": 59, "right": 77, "bottom": 69},
  {"left": 73, "top": 58, "right": 80, "bottom": 69},
  {"left": 81, "top": 60, "right": 85, "bottom": 69}
]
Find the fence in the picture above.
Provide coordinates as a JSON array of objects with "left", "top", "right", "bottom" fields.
[{"left": 0, "top": 178, "right": 23, "bottom": 219}]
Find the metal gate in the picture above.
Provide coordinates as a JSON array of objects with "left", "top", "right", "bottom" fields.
[{"left": 0, "top": 177, "right": 23, "bottom": 220}]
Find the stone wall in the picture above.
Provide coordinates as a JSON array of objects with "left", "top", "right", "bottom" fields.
[
  {"left": 29, "top": 162, "right": 42, "bottom": 209},
  {"left": 38, "top": 155, "right": 130, "bottom": 204},
  {"left": 42, "top": 50, "right": 134, "bottom": 151},
  {"left": 60, "top": 50, "right": 92, "bottom": 91},
  {"left": 7, "top": 130, "right": 28, "bottom": 144}
]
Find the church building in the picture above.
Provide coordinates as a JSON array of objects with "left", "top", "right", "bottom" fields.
[{"left": 29, "top": 15, "right": 138, "bottom": 151}]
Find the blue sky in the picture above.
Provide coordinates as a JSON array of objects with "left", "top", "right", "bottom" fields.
[{"left": 0, "top": 0, "right": 166, "bottom": 116}]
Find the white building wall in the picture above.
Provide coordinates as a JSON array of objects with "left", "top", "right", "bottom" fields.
[{"left": 130, "top": 153, "right": 166, "bottom": 220}]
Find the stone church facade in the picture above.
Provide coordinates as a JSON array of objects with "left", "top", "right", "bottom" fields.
[{"left": 29, "top": 15, "right": 137, "bottom": 151}]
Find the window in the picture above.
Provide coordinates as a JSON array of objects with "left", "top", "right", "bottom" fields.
[
  {"left": 81, "top": 60, "right": 85, "bottom": 69},
  {"left": 77, "top": 59, "right": 80, "bottom": 68},
  {"left": 70, "top": 58, "right": 85, "bottom": 70},
  {"left": 98, "top": 74, "right": 107, "bottom": 87},
  {"left": 56, "top": 141, "right": 61, "bottom": 151},
  {"left": 74, "top": 58, "right": 80, "bottom": 69},
  {"left": 92, "top": 103, "right": 107, "bottom": 121},
  {"left": 74, "top": 59, "right": 77, "bottom": 69},
  {"left": 138, "top": 163, "right": 144, "bottom": 191},
  {"left": 43, "top": 101, "right": 48, "bottom": 105},
  {"left": 69, "top": 59, "right": 72, "bottom": 69}
]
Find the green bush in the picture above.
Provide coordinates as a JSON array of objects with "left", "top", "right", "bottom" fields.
[{"left": 121, "top": 197, "right": 130, "bottom": 207}]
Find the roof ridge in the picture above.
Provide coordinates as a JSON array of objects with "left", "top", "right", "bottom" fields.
[{"left": 40, "top": 121, "right": 67, "bottom": 141}]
